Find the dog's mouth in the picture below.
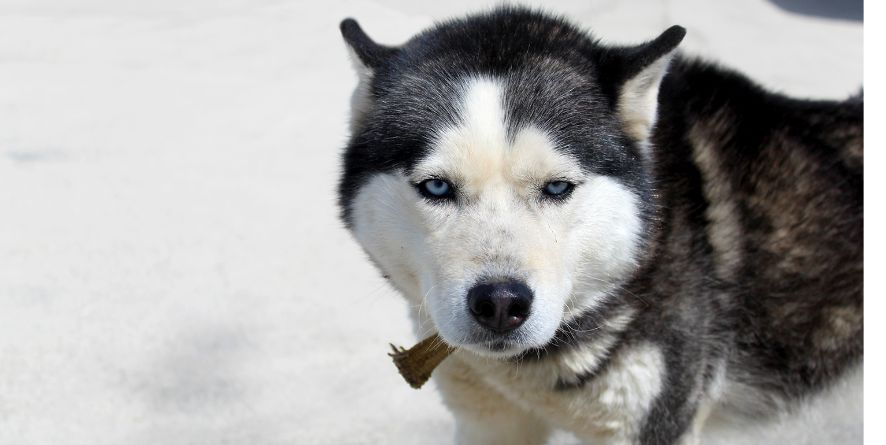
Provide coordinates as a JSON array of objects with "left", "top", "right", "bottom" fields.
[
  {"left": 458, "top": 334, "right": 532, "bottom": 358},
  {"left": 486, "top": 340, "right": 512, "bottom": 351}
]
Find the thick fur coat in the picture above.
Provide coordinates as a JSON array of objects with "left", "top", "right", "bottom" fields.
[{"left": 337, "top": 8, "right": 862, "bottom": 445}]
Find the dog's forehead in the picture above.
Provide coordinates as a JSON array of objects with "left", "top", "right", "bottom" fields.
[
  {"left": 373, "top": 58, "right": 637, "bottom": 178},
  {"left": 411, "top": 76, "right": 581, "bottom": 183}
]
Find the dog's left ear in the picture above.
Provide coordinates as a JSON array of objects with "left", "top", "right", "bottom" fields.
[{"left": 596, "top": 26, "right": 686, "bottom": 143}]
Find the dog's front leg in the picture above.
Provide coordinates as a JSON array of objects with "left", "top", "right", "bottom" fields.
[{"left": 434, "top": 356, "right": 550, "bottom": 445}]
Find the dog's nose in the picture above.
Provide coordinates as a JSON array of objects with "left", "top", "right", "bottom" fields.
[{"left": 467, "top": 280, "right": 533, "bottom": 333}]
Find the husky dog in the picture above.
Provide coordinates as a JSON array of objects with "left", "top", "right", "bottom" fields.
[{"left": 337, "top": 7, "right": 862, "bottom": 445}]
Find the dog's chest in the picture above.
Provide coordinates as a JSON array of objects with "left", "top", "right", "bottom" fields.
[{"left": 442, "top": 342, "right": 667, "bottom": 440}]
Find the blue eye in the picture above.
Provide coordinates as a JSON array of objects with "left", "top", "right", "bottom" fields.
[
  {"left": 542, "top": 181, "right": 574, "bottom": 198},
  {"left": 418, "top": 179, "right": 453, "bottom": 199}
]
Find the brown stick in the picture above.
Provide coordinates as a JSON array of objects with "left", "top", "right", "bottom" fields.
[{"left": 389, "top": 334, "right": 455, "bottom": 389}]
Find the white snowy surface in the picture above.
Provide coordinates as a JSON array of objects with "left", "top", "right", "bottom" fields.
[{"left": 0, "top": 1, "right": 861, "bottom": 444}]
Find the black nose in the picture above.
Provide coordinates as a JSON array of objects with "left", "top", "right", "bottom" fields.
[{"left": 467, "top": 280, "right": 533, "bottom": 333}]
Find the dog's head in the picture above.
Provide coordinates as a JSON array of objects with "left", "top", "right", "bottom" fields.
[{"left": 338, "top": 8, "right": 683, "bottom": 358}]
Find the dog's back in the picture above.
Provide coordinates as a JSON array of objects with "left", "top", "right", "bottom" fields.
[{"left": 654, "top": 58, "right": 863, "bottom": 412}]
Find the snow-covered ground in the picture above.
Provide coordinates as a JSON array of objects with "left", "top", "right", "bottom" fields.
[{"left": 0, "top": 1, "right": 861, "bottom": 444}]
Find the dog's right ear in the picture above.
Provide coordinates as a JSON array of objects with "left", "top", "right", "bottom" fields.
[
  {"left": 340, "top": 18, "right": 398, "bottom": 71},
  {"left": 340, "top": 19, "right": 397, "bottom": 133}
]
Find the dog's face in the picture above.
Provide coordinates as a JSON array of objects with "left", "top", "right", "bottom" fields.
[{"left": 339, "top": 9, "right": 684, "bottom": 357}]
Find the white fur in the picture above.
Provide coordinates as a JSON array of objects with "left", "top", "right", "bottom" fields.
[
  {"left": 617, "top": 53, "right": 675, "bottom": 144},
  {"left": 681, "top": 361, "right": 727, "bottom": 445},
  {"left": 556, "top": 308, "right": 636, "bottom": 386},
  {"left": 436, "top": 341, "right": 666, "bottom": 444},
  {"left": 434, "top": 356, "right": 552, "bottom": 445},
  {"left": 344, "top": 46, "right": 375, "bottom": 134}
]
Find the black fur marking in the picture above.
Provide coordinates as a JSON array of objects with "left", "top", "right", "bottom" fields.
[
  {"left": 340, "top": 18, "right": 398, "bottom": 68},
  {"left": 592, "top": 25, "right": 685, "bottom": 100}
]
